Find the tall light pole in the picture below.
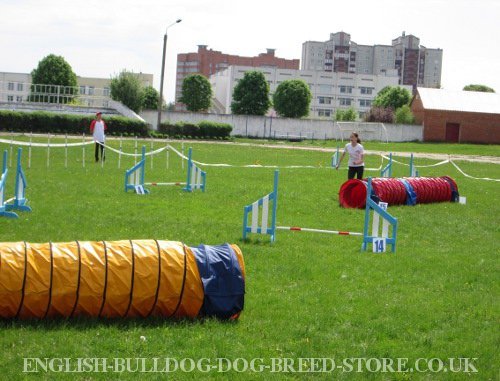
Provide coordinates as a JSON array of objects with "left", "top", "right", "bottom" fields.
[{"left": 157, "top": 19, "right": 182, "bottom": 130}]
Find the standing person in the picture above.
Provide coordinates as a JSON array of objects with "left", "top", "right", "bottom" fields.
[
  {"left": 336, "top": 132, "right": 364, "bottom": 179},
  {"left": 90, "top": 112, "right": 107, "bottom": 162}
]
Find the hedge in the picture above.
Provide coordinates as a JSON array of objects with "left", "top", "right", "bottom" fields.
[
  {"left": 0, "top": 110, "right": 150, "bottom": 137},
  {"left": 159, "top": 120, "right": 232, "bottom": 139}
]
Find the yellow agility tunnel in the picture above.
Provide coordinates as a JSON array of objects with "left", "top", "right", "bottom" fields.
[{"left": 0, "top": 240, "right": 245, "bottom": 320}]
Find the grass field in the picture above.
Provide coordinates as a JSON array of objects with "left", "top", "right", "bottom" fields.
[{"left": 0, "top": 137, "right": 499, "bottom": 380}]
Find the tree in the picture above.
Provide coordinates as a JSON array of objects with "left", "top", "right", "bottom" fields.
[
  {"left": 110, "top": 70, "right": 144, "bottom": 113},
  {"left": 335, "top": 107, "right": 357, "bottom": 121},
  {"left": 179, "top": 74, "right": 212, "bottom": 112},
  {"left": 373, "top": 86, "right": 411, "bottom": 110},
  {"left": 30, "top": 54, "right": 78, "bottom": 103},
  {"left": 272, "top": 80, "right": 312, "bottom": 118},
  {"left": 463, "top": 84, "right": 495, "bottom": 93},
  {"left": 231, "top": 71, "right": 271, "bottom": 115},
  {"left": 394, "top": 105, "right": 415, "bottom": 124},
  {"left": 142, "top": 86, "right": 161, "bottom": 110}
]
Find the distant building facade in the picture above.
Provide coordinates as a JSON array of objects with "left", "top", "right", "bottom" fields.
[
  {"left": 210, "top": 65, "right": 406, "bottom": 118},
  {"left": 175, "top": 45, "right": 300, "bottom": 110},
  {"left": 0, "top": 72, "right": 153, "bottom": 107},
  {"left": 302, "top": 31, "right": 442, "bottom": 89}
]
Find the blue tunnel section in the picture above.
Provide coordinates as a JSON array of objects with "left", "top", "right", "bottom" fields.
[{"left": 192, "top": 244, "right": 246, "bottom": 320}]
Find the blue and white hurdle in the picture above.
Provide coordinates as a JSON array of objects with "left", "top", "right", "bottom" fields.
[
  {"left": 380, "top": 152, "right": 419, "bottom": 178},
  {"left": 125, "top": 146, "right": 206, "bottom": 194},
  {"left": 409, "top": 153, "right": 419, "bottom": 177},
  {"left": 242, "top": 171, "right": 398, "bottom": 252},
  {"left": 1, "top": 148, "right": 32, "bottom": 218},
  {"left": 362, "top": 178, "right": 398, "bottom": 252},
  {"left": 125, "top": 146, "right": 149, "bottom": 194},
  {"left": 182, "top": 147, "right": 206, "bottom": 192},
  {"left": 380, "top": 153, "right": 393, "bottom": 177},
  {"left": 331, "top": 145, "right": 340, "bottom": 168}
]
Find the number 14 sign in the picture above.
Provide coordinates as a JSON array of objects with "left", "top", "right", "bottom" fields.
[{"left": 373, "top": 237, "right": 387, "bottom": 253}]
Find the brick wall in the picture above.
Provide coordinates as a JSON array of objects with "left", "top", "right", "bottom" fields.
[{"left": 411, "top": 97, "right": 500, "bottom": 143}]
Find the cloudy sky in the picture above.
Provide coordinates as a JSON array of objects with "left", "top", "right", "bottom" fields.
[{"left": 1, "top": 0, "right": 499, "bottom": 102}]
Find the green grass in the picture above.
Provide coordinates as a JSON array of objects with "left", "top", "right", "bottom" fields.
[{"left": 0, "top": 138, "right": 499, "bottom": 380}]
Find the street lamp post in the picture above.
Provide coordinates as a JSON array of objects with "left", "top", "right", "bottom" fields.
[{"left": 157, "top": 19, "right": 182, "bottom": 130}]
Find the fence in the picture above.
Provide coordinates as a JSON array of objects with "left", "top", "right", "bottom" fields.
[{"left": 141, "top": 110, "right": 423, "bottom": 142}]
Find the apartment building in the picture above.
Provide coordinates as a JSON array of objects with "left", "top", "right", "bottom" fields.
[
  {"left": 175, "top": 45, "right": 299, "bottom": 109},
  {"left": 0, "top": 72, "right": 153, "bottom": 107},
  {"left": 210, "top": 65, "right": 406, "bottom": 118},
  {"left": 302, "top": 31, "right": 442, "bottom": 89}
]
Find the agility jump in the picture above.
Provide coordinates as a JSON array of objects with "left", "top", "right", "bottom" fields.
[
  {"left": 243, "top": 170, "right": 398, "bottom": 252},
  {"left": 125, "top": 146, "right": 206, "bottom": 194}
]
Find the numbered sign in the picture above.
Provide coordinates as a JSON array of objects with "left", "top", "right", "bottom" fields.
[
  {"left": 373, "top": 237, "right": 386, "bottom": 253},
  {"left": 135, "top": 185, "right": 146, "bottom": 195},
  {"left": 378, "top": 202, "right": 388, "bottom": 211}
]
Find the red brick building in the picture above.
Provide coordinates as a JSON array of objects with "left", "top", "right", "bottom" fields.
[
  {"left": 411, "top": 88, "right": 500, "bottom": 144},
  {"left": 175, "top": 45, "right": 299, "bottom": 110}
]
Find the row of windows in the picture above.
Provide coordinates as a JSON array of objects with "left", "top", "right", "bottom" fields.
[
  {"left": 316, "top": 109, "right": 366, "bottom": 118},
  {"left": 317, "top": 97, "right": 372, "bottom": 107},
  {"left": 7, "top": 82, "right": 24, "bottom": 91},
  {"left": 78, "top": 86, "right": 110, "bottom": 96},
  {"left": 6, "top": 95, "right": 23, "bottom": 102}
]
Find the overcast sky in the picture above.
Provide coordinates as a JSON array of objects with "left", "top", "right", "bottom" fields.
[{"left": 1, "top": 0, "right": 499, "bottom": 102}]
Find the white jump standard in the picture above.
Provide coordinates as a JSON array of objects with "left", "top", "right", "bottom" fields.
[{"left": 242, "top": 170, "right": 398, "bottom": 252}]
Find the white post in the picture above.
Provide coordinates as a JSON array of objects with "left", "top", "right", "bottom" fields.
[
  {"left": 151, "top": 137, "right": 154, "bottom": 170},
  {"left": 166, "top": 145, "right": 169, "bottom": 170},
  {"left": 134, "top": 136, "right": 138, "bottom": 165},
  {"left": 118, "top": 134, "right": 123, "bottom": 169},
  {"left": 101, "top": 142, "right": 104, "bottom": 168},
  {"left": 28, "top": 132, "right": 32, "bottom": 169},
  {"left": 181, "top": 142, "right": 185, "bottom": 170},
  {"left": 46, "top": 133, "right": 50, "bottom": 168},
  {"left": 82, "top": 133, "right": 85, "bottom": 168},
  {"left": 9, "top": 132, "right": 13, "bottom": 167},
  {"left": 65, "top": 133, "right": 68, "bottom": 168}
]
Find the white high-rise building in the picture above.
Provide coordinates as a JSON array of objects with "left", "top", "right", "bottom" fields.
[{"left": 302, "top": 31, "right": 442, "bottom": 89}]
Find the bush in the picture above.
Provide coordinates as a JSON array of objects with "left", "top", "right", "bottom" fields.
[
  {"left": 159, "top": 120, "right": 232, "bottom": 139},
  {"left": 364, "top": 107, "right": 394, "bottom": 123},
  {"left": 0, "top": 110, "right": 150, "bottom": 136},
  {"left": 394, "top": 105, "right": 416, "bottom": 124}
]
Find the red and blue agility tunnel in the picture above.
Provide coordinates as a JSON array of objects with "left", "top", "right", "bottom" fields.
[
  {"left": 339, "top": 177, "right": 459, "bottom": 208},
  {"left": 0, "top": 240, "right": 245, "bottom": 320}
]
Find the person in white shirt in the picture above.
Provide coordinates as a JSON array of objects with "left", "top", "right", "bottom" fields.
[
  {"left": 336, "top": 132, "right": 365, "bottom": 179},
  {"left": 89, "top": 112, "right": 107, "bottom": 162}
]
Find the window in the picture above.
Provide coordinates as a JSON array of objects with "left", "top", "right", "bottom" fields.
[
  {"left": 339, "top": 98, "right": 352, "bottom": 106},
  {"left": 103, "top": 87, "right": 110, "bottom": 96},
  {"left": 8, "top": 82, "right": 14, "bottom": 91},
  {"left": 16, "top": 96, "right": 23, "bottom": 102},
  {"left": 88, "top": 86, "right": 95, "bottom": 95},
  {"left": 7, "top": 95, "right": 13, "bottom": 102},
  {"left": 359, "top": 87, "right": 373, "bottom": 95},
  {"left": 318, "top": 84, "right": 332, "bottom": 93},
  {"left": 318, "top": 109, "right": 332, "bottom": 117},
  {"left": 17, "top": 83, "right": 23, "bottom": 91},
  {"left": 79, "top": 86, "right": 86, "bottom": 95},
  {"left": 339, "top": 86, "right": 353, "bottom": 94},
  {"left": 359, "top": 99, "right": 372, "bottom": 107},
  {"left": 318, "top": 96, "right": 332, "bottom": 105}
]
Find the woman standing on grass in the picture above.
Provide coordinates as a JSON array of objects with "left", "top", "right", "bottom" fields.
[{"left": 336, "top": 132, "right": 365, "bottom": 179}]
